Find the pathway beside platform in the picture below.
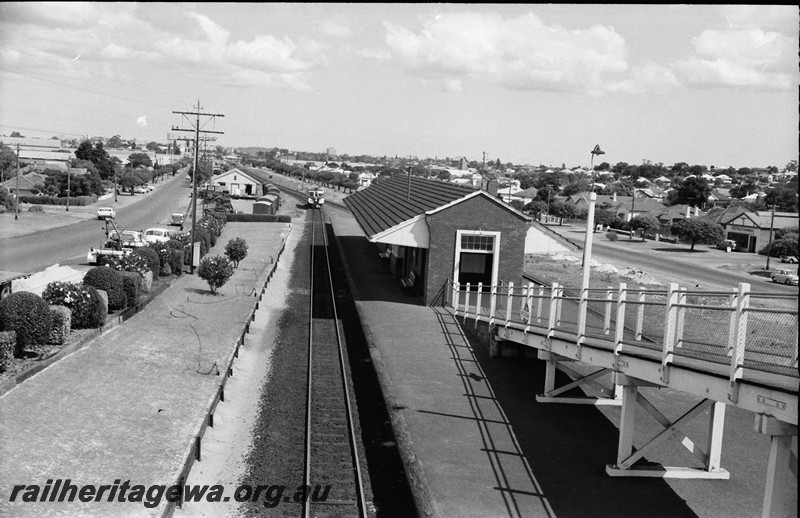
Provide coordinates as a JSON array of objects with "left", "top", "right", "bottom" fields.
[{"left": 0, "top": 222, "right": 291, "bottom": 518}]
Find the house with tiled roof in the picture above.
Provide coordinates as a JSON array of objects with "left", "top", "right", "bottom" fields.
[
  {"left": 344, "top": 175, "right": 572, "bottom": 304},
  {"left": 0, "top": 173, "right": 45, "bottom": 197}
]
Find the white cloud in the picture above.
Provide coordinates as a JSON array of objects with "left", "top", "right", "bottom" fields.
[
  {"left": 605, "top": 63, "right": 679, "bottom": 95},
  {"left": 223, "top": 35, "right": 313, "bottom": 72},
  {"left": 674, "top": 28, "right": 798, "bottom": 90},
  {"left": 136, "top": 115, "right": 147, "bottom": 127},
  {"left": 320, "top": 19, "right": 351, "bottom": 39},
  {"left": 383, "top": 12, "right": 629, "bottom": 94},
  {"left": 357, "top": 47, "right": 391, "bottom": 62}
]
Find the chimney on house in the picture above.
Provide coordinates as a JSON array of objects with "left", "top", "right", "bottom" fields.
[
  {"left": 685, "top": 206, "right": 691, "bottom": 218},
  {"left": 612, "top": 192, "right": 617, "bottom": 202},
  {"left": 694, "top": 206, "right": 700, "bottom": 217},
  {"left": 487, "top": 178, "right": 499, "bottom": 197}
]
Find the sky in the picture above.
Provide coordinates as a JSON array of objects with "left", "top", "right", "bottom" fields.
[{"left": 0, "top": 3, "right": 797, "bottom": 170}]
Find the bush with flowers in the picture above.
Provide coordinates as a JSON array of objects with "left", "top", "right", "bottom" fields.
[
  {"left": 197, "top": 255, "right": 234, "bottom": 294},
  {"left": 42, "top": 281, "right": 106, "bottom": 329},
  {"left": 224, "top": 237, "right": 248, "bottom": 268}
]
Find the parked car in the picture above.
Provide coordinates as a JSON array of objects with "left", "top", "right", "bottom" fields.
[
  {"left": 780, "top": 255, "right": 798, "bottom": 264},
  {"left": 133, "top": 186, "right": 148, "bottom": 194},
  {"left": 143, "top": 228, "right": 172, "bottom": 244},
  {"left": 170, "top": 213, "right": 185, "bottom": 226},
  {"left": 96, "top": 207, "right": 115, "bottom": 220},
  {"left": 717, "top": 239, "right": 739, "bottom": 251},
  {"left": 771, "top": 269, "right": 799, "bottom": 286},
  {"left": 108, "top": 230, "right": 147, "bottom": 248}
]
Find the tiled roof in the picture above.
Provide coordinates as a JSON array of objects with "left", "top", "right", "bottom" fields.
[{"left": 344, "top": 175, "right": 478, "bottom": 237}]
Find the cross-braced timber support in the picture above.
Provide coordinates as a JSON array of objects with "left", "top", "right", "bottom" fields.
[
  {"left": 535, "top": 350, "right": 622, "bottom": 406},
  {"left": 605, "top": 374, "right": 729, "bottom": 479}
]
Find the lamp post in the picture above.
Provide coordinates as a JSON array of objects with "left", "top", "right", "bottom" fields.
[{"left": 579, "top": 145, "right": 605, "bottom": 338}]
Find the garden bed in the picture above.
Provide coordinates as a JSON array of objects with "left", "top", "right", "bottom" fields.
[{"left": 0, "top": 275, "right": 176, "bottom": 393}]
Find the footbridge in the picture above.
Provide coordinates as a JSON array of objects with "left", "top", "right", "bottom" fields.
[{"left": 444, "top": 279, "right": 797, "bottom": 517}]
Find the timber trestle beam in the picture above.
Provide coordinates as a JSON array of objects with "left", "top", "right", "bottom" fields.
[{"left": 536, "top": 350, "right": 621, "bottom": 406}]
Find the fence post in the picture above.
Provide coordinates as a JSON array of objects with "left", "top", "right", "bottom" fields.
[
  {"left": 661, "top": 283, "right": 680, "bottom": 384},
  {"left": 535, "top": 284, "right": 544, "bottom": 324},
  {"left": 506, "top": 282, "right": 514, "bottom": 327},
  {"left": 452, "top": 281, "right": 460, "bottom": 314},
  {"left": 612, "top": 283, "right": 627, "bottom": 400},
  {"left": 555, "top": 285, "right": 564, "bottom": 328},
  {"left": 475, "top": 282, "right": 482, "bottom": 323},
  {"left": 489, "top": 282, "right": 497, "bottom": 326},
  {"left": 675, "top": 287, "right": 687, "bottom": 348},
  {"left": 725, "top": 287, "right": 737, "bottom": 357},
  {"left": 603, "top": 286, "right": 613, "bottom": 335},
  {"left": 577, "top": 282, "right": 588, "bottom": 346},
  {"left": 547, "top": 282, "right": 559, "bottom": 345},
  {"left": 635, "top": 290, "right": 645, "bottom": 341},
  {"left": 728, "top": 283, "right": 750, "bottom": 403}
]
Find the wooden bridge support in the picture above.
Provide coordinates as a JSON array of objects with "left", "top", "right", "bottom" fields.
[
  {"left": 535, "top": 350, "right": 622, "bottom": 406},
  {"left": 606, "top": 374, "right": 729, "bottom": 479},
  {"left": 755, "top": 415, "right": 798, "bottom": 518}
]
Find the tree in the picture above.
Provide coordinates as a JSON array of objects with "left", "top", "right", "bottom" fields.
[
  {"left": 10, "top": 131, "right": 23, "bottom": 138},
  {"left": 670, "top": 219, "right": 724, "bottom": 251},
  {"left": 629, "top": 215, "right": 660, "bottom": 240},
  {"left": 764, "top": 186, "right": 799, "bottom": 212},
  {"left": 593, "top": 209, "right": 619, "bottom": 227},
  {"left": 107, "top": 135, "right": 123, "bottom": 148},
  {"left": 673, "top": 177, "right": 712, "bottom": 207},
  {"left": 128, "top": 152, "right": 152, "bottom": 169},
  {"left": 74, "top": 140, "right": 116, "bottom": 180},
  {"left": 224, "top": 238, "right": 248, "bottom": 268},
  {"left": 0, "top": 144, "right": 15, "bottom": 182}
]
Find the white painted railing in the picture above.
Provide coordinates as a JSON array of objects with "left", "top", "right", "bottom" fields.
[{"left": 446, "top": 280, "right": 798, "bottom": 380}]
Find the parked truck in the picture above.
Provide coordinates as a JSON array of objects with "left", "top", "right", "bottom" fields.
[{"left": 86, "top": 220, "right": 146, "bottom": 265}]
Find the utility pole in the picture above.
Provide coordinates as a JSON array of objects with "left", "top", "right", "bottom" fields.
[
  {"left": 765, "top": 204, "right": 776, "bottom": 270},
  {"left": 14, "top": 144, "right": 19, "bottom": 220},
  {"left": 66, "top": 168, "right": 71, "bottom": 212},
  {"left": 172, "top": 101, "right": 224, "bottom": 274}
]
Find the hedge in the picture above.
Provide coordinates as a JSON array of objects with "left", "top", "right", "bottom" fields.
[
  {"left": 225, "top": 213, "right": 291, "bottom": 223},
  {"left": 0, "top": 291, "right": 52, "bottom": 354},
  {"left": 48, "top": 305, "right": 72, "bottom": 346},
  {"left": 120, "top": 271, "right": 142, "bottom": 306},
  {"left": 43, "top": 282, "right": 106, "bottom": 329},
  {"left": 169, "top": 249, "right": 184, "bottom": 275},
  {"left": 18, "top": 194, "right": 98, "bottom": 206},
  {"left": 83, "top": 267, "right": 127, "bottom": 311},
  {"left": 0, "top": 331, "right": 14, "bottom": 372},
  {"left": 132, "top": 247, "right": 160, "bottom": 275}
]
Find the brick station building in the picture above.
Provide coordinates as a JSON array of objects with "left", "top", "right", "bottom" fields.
[{"left": 344, "top": 175, "right": 571, "bottom": 305}]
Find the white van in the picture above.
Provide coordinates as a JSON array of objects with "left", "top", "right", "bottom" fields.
[{"left": 143, "top": 228, "right": 172, "bottom": 244}]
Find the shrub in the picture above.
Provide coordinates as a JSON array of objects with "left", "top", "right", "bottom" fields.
[
  {"left": 83, "top": 266, "right": 127, "bottom": 311},
  {"left": 140, "top": 270, "right": 153, "bottom": 293},
  {"left": 159, "top": 263, "right": 172, "bottom": 277},
  {"left": 0, "top": 291, "right": 52, "bottom": 354},
  {"left": 48, "top": 305, "right": 72, "bottom": 345},
  {"left": 606, "top": 231, "right": 619, "bottom": 242},
  {"left": 132, "top": 247, "right": 160, "bottom": 275},
  {"left": 43, "top": 282, "right": 93, "bottom": 329},
  {"left": 103, "top": 253, "right": 150, "bottom": 279},
  {"left": 0, "top": 331, "right": 14, "bottom": 372},
  {"left": 165, "top": 239, "right": 184, "bottom": 250},
  {"left": 28, "top": 205, "right": 45, "bottom": 213},
  {"left": 197, "top": 255, "right": 234, "bottom": 294},
  {"left": 120, "top": 271, "right": 142, "bottom": 306},
  {"left": 148, "top": 242, "right": 171, "bottom": 271},
  {"left": 170, "top": 249, "right": 184, "bottom": 275},
  {"left": 225, "top": 237, "right": 248, "bottom": 267}
]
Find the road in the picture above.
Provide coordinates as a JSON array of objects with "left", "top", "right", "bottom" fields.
[{"left": 0, "top": 173, "right": 192, "bottom": 273}]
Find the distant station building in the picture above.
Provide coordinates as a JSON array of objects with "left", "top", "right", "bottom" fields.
[{"left": 344, "top": 175, "right": 572, "bottom": 304}]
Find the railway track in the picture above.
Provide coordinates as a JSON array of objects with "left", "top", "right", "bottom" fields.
[{"left": 305, "top": 207, "right": 367, "bottom": 517}]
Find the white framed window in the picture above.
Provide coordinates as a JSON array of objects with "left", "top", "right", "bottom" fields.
[{"left": 453, "top": 230, "right": 500, "bottom": 288}]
